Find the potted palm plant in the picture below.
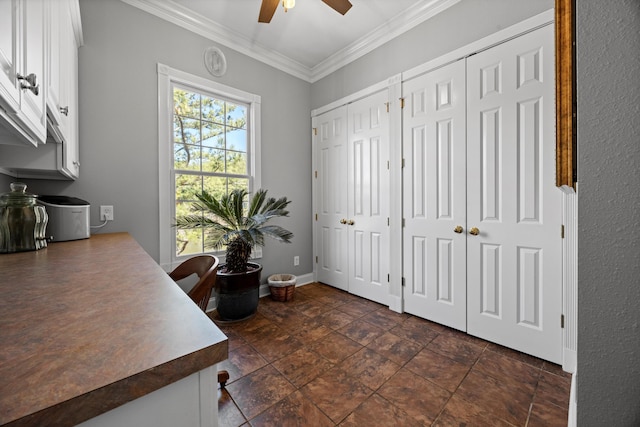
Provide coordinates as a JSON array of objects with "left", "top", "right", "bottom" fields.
[{"left": 175, "top": 188, "right": 293, "bottom": 321}]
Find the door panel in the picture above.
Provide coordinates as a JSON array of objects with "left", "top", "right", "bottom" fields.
[
  {"left": 315, "top": 106, "right": 348, "bottom": 291},
  {"left": 466, "top": 25, "right": 562, "bottom": 363},
  {"left": 347, "top": 91, "right": 390, "bottom": 305},
  {"left": 402, "top": 59, "right": 467, "bottom": 331}
]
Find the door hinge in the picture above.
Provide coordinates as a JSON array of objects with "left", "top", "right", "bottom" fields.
[
  {"left": 385, "top": 102, "right": 390, "bottom": 113},
  {"left": 387, "top": 160, "right": 390, "bottom": 170},
  {"left": 399, "top": 98, "right": 405, "bottom": 109},
  {"left": 561, "top": 314, "right": 565, "bottom": 328},
  {"left": 561, "top": 225, "right": 565, "bottom": 239},
  {"left": 313, "top": 127, "right": 317, "bottom": 136},
  {"left": 315, "top": 170, "right": 318, "bottom": 178},
  {"left": 402, "top": 218, "right": 405, "bottom": 227},
  {"left": 315, "top": 255, "right": 318, "bottom": 263},
  {"left": 401, "top": 277, "right": 406, "bottom": 287},
  {"left": 387, "top": 217, "right": 390, "bottom": 226},
  {"left": 387, "top": 274, "right": 390, "bottom": 282},
  {"left": 402, "top": 158, "right": 405, "bottom": 168},
  {"left": 315, "top": 213, "right": 318, "bottom": 221}
]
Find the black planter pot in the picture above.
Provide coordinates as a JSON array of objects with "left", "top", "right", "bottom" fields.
[{"left": 214, "top": 263, "right": 262, "bottom": 321}]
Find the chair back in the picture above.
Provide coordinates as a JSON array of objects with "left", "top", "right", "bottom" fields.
[{"left": 169, "top": 255, "right": 219, "bottom": 312}]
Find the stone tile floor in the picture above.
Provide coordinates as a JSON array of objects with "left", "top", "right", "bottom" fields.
[{"left": 212, "top": 283, "right": 571, "bottom": 426}]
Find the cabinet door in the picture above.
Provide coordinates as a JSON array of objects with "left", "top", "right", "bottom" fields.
[
  {"left": 0, "top": 0, "right": 21, "bottom": 112},
  {"left": 18, "top": 0, "right": 47, "bottom": 144},
  {"left": 46, "top": 0, "right": 63, "bottom": 128},
  {"left": 60, "top": 11, "right": 79, "bottom": 179}
]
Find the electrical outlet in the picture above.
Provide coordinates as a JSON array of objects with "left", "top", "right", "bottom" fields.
[
  {"left": 294, "top": 256, "right": 299, "bottom": 266},
  {"left": 100, "top": 205, "right": 114, "bottom": 221}
]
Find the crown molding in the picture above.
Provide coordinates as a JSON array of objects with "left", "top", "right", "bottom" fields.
[
  {"left": 121, "top": 0, "right": 458, "bottom": 83},
  {"left": 310, "top": 0, "right": 460, "bottom": 82},
  {"left": 122, "top": 0, "right": 311, "bottom": 80}
]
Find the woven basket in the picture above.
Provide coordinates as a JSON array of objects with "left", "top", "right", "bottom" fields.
[{"left": 268, "top": 274, "right": 296, "bottom": 302}]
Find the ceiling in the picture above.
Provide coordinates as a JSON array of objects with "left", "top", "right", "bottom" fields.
[{"left": 121, "top": 0, "right": 460, "bottom": 82}]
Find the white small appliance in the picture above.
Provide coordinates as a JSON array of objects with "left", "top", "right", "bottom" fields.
[{"left": 38, "top": 195, "right": 90, "bottom": 242}]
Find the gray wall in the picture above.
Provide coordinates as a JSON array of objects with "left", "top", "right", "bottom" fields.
[
  {"left": 15, "top": 0, "right": 313, "bottom": 281},
  {"left": 311, "top": 0, "right": 554, "bottom": 109},
  {"left": 577, "top": 0, "right": 640, "bottom": 424}
]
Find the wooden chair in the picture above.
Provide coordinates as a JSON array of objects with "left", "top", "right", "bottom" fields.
[{"left": 168, "top": 255, "right": 230, "bottom": 387}]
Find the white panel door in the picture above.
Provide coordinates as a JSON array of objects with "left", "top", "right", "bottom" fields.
[
  {"left": 347, "top": 91, "right": 390, "bottom": 305},
  {"left": 402, "top": 59, "right": 467, "bottom": 331},
  {"left": 315, "top": 105, "right": 349, "bottom": 291},
  {"left": 466, "top": 25, "right": 562, "bottom": 363}
]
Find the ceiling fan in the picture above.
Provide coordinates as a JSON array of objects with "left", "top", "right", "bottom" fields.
[{"left": 258, "top": 0, "right": 353, "bottom": 23}]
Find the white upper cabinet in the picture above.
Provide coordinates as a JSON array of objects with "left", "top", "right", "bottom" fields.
[
  {"left": 0, "top": 0, "right": 82, "bottom": 179},
  {"left": 0, "top": 0, "right": 47, "bottom": 146},
  {"left": 46, "top": 0, "right": 81, "bottom": 178}
]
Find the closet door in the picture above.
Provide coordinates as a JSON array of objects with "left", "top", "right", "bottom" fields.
[
  {"left": 347, "top": 91, "right": 390, "bottom": 305},
  {"left": 466, "top": 25, "right": 563, "bottom": 363},
  {"left": 402, "top": 59, "right": 467, "bottom": 331},
  {"left": 315, "top": 106, "right": 349, "bottom": 291}
]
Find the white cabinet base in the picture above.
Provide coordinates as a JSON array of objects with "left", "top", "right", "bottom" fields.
[{"left": 76, "top": 366, "right": 219, "bottom": 427}]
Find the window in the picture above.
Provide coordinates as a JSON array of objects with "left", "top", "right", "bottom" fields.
[{"left": 158, "top": 64, "right": 261, "bottom": 269}]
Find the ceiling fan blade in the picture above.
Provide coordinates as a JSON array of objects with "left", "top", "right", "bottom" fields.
[
  {"left": 258, "top": 0, "right": 280, "bottom": 23},
  {"left": 322, "top": 0, "right": 353, "bottom": 15}
]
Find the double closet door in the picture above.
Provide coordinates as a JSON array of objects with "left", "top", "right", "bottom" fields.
[
  {"left": 403, "top": 25, "right": 563, "bottom": 363},
  {"left": 314, "top": 90, "right": 391, "bottom": 305}
]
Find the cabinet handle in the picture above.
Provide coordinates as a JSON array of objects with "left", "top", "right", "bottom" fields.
[
  {"left": 72, "top": 161, "right": 80, "bottom": 167},
  {"left": 59, "top": 106, "right": 69, "bottom": 116},
  {"left": 17, "top": 73, "right": 39, "bottom": 95}
]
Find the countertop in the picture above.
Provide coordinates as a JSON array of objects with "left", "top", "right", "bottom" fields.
[{"left": 0, "top": 233, "right": 228, "bottom": 426}]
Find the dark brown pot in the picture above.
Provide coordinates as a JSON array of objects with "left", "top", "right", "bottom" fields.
[{"left": 214, "top": 263, "right": 262, "bottom": 321}]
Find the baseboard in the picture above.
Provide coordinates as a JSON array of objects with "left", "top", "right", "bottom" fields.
[
  {"left": 567, "top": 370, "right": 577, "bottom": 426},
  {"left": 563, "top": 348, "right": 577, "bottom": 374}
]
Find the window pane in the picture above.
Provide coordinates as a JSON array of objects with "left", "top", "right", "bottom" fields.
[
  {"left": 174, "top": 89, "right": 200, "bottom": 119},
  {"left": 174, "top": 117, "right": 201, "bottom": 145},
  {"left": 201, "top": 96, "right": 225, "bottom": 124},
  {"left": 226, "top": 103, "right": 247, "bottom": 129},
  {"left": 226, "top": 128, "right": 247, "bottom": 152},
  {"left": 226, "top": 151, "right": 247, "bottom": 175},
  {"left": 228, "top": 177, "right": 249, "bottom": 194},
  {"left": 174, "top": 144, "right": 201, "bottom": 171},
  {"left": 175, "top": 174, "right": 201, "bottom": 201},
  {"left": 201, "top": 148, "right": 225, "bottom": 173},
  {"left": 203, "top": 175, "right": 227, "bottom": 198},
  {"left": 202, "top": 122, "right": 224, "bottom": 148},
  {"left": 176, "top": 228, "right": 203, "bottom": 256}
]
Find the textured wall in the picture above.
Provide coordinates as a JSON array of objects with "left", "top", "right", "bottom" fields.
[{"left": 577, "top": 0, "right": 640, "bottom": 424}]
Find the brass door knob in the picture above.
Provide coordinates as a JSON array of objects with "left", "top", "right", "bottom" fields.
[
  {"left": 469, "top": 227, "right": 480, "bottom": 236},
  {"left": 347, "top": 220, "right": 355, "bottom": 226},
  {"left": 340, "top": 219, "right": 347, "bottom": 224},
  {"left": 454, "top": 226, "right": 463, "bottom": 234}
]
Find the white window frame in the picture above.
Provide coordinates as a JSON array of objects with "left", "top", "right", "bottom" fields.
[{"left": 157, "top": 63, "right": 261, "bottom": 270}]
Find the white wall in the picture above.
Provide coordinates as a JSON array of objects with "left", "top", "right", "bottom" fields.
[
  {"left": 15, "top": 0, "right": 313, "bottom": 282},
  {"left": 576, "top": 0, "right": 640, "bottom": 424}
]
